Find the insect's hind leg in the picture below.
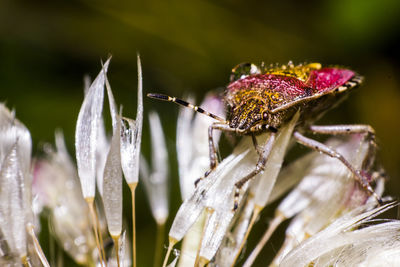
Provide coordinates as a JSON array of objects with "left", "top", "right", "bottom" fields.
[
  {"left": 233, "top": 132, "right": 277, "bottom": 210},
  {"left": 309, "top": 124, "right": 376, "bottom": 143},
  {"left": 293, "top": 131, "right": 383, "bottom": 204},
  {"left": 310, "top": 124, "right": 377, "bottom": 173}
]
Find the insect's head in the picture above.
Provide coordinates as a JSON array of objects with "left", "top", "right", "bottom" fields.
[{"left": 226, "top": 97, "right": 273, "bottom": 132}]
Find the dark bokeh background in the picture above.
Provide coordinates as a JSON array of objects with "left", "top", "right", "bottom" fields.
[{"left": 1, "top": 0, "right": 400, "bottom": 266}]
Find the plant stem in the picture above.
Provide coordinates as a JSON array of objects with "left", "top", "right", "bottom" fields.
[
  {"left": 27, "top": 223, "right": 50, "bottom": 267},
  {"left": 86, "top": 198, "right": 105, "bottom": 267},
  {"left": 94, "top": 204, "right": 107, "bottom": 265},
  {"left": 129, "top": 182, "right": 138, "bottom": 267},
  {"left": 162, "top": 237, "right": 177, "bottom": 267},
  {"left": 112, "top": 235, "right": 121, "bottom": 267},
  {"left": 243, "top": 212, "right": 285, "bottom": 267}
]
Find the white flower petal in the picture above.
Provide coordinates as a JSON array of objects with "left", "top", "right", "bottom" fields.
[
  {"left": 136, "top": 55, "right": 143, "bottom": 150},
  {"left": 0, "top": 105, "right": 32, "bottom": 219},
  {"left": 313, "top": 221, "right": 400, "bottom": 266},
  {"left": 95, "top": 118, "right": 109, "bottom": 197},
  {"left": 75, "top": 59, "right": 110, "bottom": 199},
  {"left": 83, "top": 74, "right": 107, "bottom": 197},
  {"left": 120, "top": 56, "right": 143, "bottom": 185},
  {"left": 176, "top": 95, "right": 195, "bottom": 199},
  {"left": 173, "top": 127, "right": 282, "bottom": 263},
  {"left": 121, "top": 117, "right": 138, "bottom": 184},
  {"left": 0, "top": 104, "right": 32, "bottom": 178},
  {"left": 141, "top": 112, "right": 169, "bottom": 225},
  {"left": 149, "top": 112, "right": 168, "bottom": 184},
  {"left": 272, "top": 135, "right": 385, "bottom": 266},
  {"left": 34, "top": 133, "right": 95, "bottom": 264},
  {"left": 279, "top": 135, "right": 374, "bottom": 221},
  {"left": 253, "top": 111, "right": 299, "bottom": 208},
  {"left": 105, "top": 72, "right": 118, "bottom": 131},
  {"left": 95, "top": 68, "right": 118, "bottom": 197},
  {"left": 119, "top": 231, "right": 128, "bottom": 266},
  {"left": 103, "top": 115, "right": 123, "bottom": 237},
  {"left": 169, "top": 150, "right": 248, "bottom": 243},
  {"left": 198, "top": 137, "right": 260, "bottom": 262},
  {"left": 280, "top": 202, "right": 397, "bottom": 267},
  {"left": 176, "top": 94, "right": 225, "bottom": 200},
  {"left": 214, "top": 195, "right": 255, "bottom": 266},
  {"left": 0, "top": 143, "right": 27, "bottom": 258},
  {"left": 267, "top": 152, "right": 316, "bottom": 204}
]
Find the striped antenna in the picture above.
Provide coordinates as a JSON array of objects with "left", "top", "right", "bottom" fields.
[{"left": 147, "top": 93, "right": 226, "bottom": 123}]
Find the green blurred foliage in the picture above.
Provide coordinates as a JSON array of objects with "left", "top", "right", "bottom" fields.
[{"left": 1, "top": 0, "right": 399, "bottom": 266}]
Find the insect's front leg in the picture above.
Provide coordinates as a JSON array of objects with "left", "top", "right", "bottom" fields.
[
  {"left": 195, "top": 122, "right": 238, "bottom": 186},
  {"left": 251, "top": 134, "right": 264, "bottom": 156},
  {"left": 293, "top": 131, "right": 382, "bottom": 204},
  {"left": 208, "top": 123, "right": 219, "bottom": 171},
  {"left": 233, "top": 132, "right": 277, "bottom": 211},
  {"left": 208, "top": 122, "right": 247, "bottom": 170}
]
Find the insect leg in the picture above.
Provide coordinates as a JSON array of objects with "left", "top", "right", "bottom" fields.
[
  {"left": 249, "top": 124, "right": 277, "bottom": 155},
  {"left": 310, "top": 124, "right": 377, "bottom": 170},
  {"left": 310, "top": 124, "right": 375, "bottom": 141},
  {"left": 251, "top": 134, "right": 264, "bottom": 156},
  {"left": 208, "top": 123, "right": 247, "bottom": 169},
  {"left": 194, "top": 122, "right": 240, "bottom": 186},
  {"left": 293, "top": 131, "right": 382, "bottom": 204},
  {"left": 208, "top": 123, "right": 220, "bottom": 171},
  {"left": 233, "top": 132, "right": 277, "bottom": 210}
]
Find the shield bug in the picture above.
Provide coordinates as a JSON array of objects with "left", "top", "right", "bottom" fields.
[{"left": 148, "top": 62, "right": 382, "bottom": 210}]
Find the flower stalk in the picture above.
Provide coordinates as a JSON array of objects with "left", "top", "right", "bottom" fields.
[
  {"left": 129, "top": 182, "right": 138, "bottom": 267},
  {"left": 162, "top": 237, "right": 178, "bottom": 267},
  {"left": 26, "top": 223, "right": 50, "bottom": 267}
]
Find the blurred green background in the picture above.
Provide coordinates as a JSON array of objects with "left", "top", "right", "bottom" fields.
[{"left": 1, "top": 0, "right": 400, "bottom": 266}]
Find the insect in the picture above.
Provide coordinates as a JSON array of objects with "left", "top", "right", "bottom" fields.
[{"left": 148, "top": 61, "right": 382, "bottom": 210}]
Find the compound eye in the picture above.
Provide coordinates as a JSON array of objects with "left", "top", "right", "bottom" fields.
[{"left": 262, "top": 111, "right": 268, "bottom": 120}]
